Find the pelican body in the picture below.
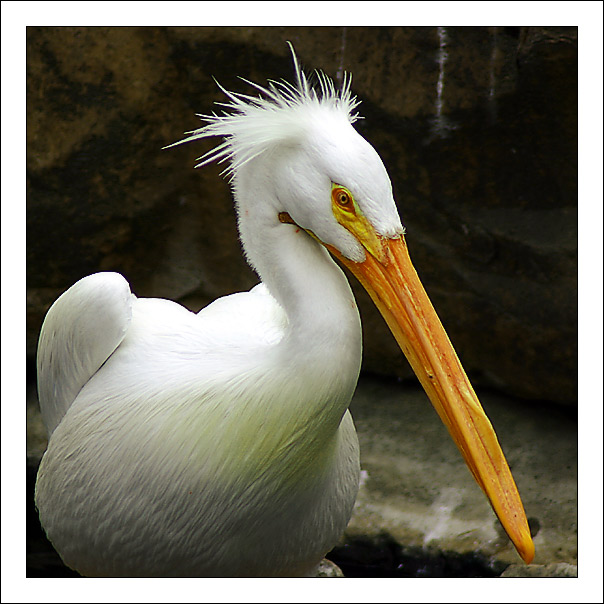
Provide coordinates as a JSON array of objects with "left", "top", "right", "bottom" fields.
[{"left": 35, "top": 48, "right": 534, "bottom": 577}]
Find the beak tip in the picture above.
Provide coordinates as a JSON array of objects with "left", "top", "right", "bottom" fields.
[{"left": 519, "top": 539, "right": 536, "bottom": 565}]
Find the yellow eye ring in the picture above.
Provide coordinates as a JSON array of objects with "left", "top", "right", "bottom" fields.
[{"left": 332, "top": 186, "right": 354, "bottom": 211}]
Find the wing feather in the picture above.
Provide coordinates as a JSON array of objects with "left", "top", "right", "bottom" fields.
[{"left": 36, "top": 272, "right": 134, "bottom": 435}]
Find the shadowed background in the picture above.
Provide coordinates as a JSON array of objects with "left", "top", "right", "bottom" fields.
[{"left": 27, "top": 26, "right": 577, "bottom": 404}]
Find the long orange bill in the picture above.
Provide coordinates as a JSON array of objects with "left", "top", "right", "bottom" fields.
[{"left": 328, "top": 234, "right": 535, "bottom": 564}]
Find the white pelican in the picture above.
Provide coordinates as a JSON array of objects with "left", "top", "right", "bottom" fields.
[{"left": 35, "top": 47, "right": 534, "bottom": 577}]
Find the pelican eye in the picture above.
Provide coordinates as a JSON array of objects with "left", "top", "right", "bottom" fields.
[{"left": 332, "top": 185, "right": 355, "bottom": 213}]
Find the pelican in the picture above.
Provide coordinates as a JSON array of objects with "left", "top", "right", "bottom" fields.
[{"left": 35, "top": 46, "right": 534, "bottom": 577}]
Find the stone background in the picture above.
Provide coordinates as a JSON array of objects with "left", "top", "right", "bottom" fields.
[
  {"left": 27, "top": 26, "right": 577, "bottom": 405},
  {"left": 25, "top": 26, "right": 579, "bottom": 579}
]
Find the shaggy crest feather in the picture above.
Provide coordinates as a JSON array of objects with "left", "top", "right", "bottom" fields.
[{"left": 167, "top": 45, "right": 361, "bottom": 180}]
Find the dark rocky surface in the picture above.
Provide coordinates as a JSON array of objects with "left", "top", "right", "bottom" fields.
[
  {"left": 26, "top": 375, "right": 577, "bottom": 578},
  {"left": 27, "top": 26, "right": 577, "bottom": 404}
]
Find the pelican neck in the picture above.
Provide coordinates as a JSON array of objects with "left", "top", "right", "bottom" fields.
[{"left": 234, "top": 188, "right": 362, "bottom": 358}]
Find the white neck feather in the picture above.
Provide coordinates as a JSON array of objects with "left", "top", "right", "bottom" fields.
[{"left": 232, "top": 167, "right": 363, "bottom": 430}]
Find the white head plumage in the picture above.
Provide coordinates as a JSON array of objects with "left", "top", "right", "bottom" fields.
[{"left": 168, "top": 43, "right": 362, "bottom": 181}]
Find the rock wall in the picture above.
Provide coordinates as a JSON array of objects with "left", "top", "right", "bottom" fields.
[{"left": 26, "top": 26, "right": 577, "bottom": 404}]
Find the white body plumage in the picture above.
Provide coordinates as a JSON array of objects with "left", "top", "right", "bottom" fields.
[
  {"left": 36, "top": 270, "right": 361, "bottom": 576},
  {"left": 35, "top": 52, "right": 383, "bottom": 576}
]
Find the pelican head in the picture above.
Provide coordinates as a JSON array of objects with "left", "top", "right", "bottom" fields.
[{"left": 174, "top": 51, "right": 402, "bottom": 265}]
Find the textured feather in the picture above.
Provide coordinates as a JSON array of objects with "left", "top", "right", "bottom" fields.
[
  {"left": 165, "top": 43, "right": 361, "bottom": 180},
  {"left": 36, "top": 272, "right": 133, "bottom": 436},
  {"left": 36, "top": 277, "right": 360, "bottom": 577}
]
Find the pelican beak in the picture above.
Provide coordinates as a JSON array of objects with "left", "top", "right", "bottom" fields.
[
  {"left": 330, "top": 234, "right": 535, "bottom": 564},
  {"left": 277, "top": 208, "right": 534, "bottom": 563}
]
